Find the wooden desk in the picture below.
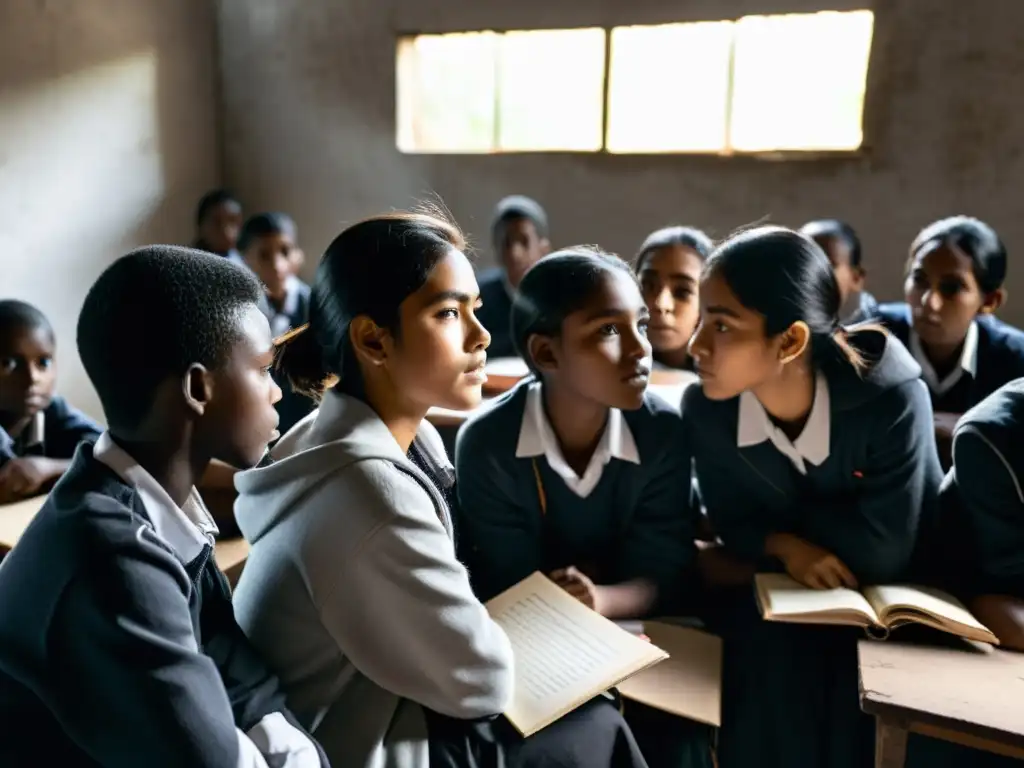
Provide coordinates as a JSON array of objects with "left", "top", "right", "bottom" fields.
[
  {"left": 0, "top": 494, "right": 47, "bottom": 553},
  {"left": 858, "top": 639, "right": 1024, "bottom": 767}
]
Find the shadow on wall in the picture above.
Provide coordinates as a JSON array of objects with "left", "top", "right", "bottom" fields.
[{"left": 0, "top": 0, "right": 221, "bottom": 420}]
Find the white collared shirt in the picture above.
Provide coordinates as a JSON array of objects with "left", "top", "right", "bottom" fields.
[
  {"left": 737, "top": 372, "right": 831, "bottom": 475},
  {"left": 91, "top": 432, "right": 321, "bottom": 768},
  {"left": 515, "top": 381, "right": 640, "bottom": 498},
  {"left": 93, "top": 432, "right": 218, "bottom": 564},
  {"left": 909, "top": 321, "right": 978, "bottom": 397}
]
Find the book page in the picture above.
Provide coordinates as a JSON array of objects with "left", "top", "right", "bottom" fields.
[
  {"left": 486, "top": 572, "right": 668, "bottom": 736},
  {"left": 618, "top": 621, "right": 722, "bottom": 726},
  {"left": 864, "top": 584, "right": 995, "bottom": 641},
  {"left": 755, "top": 573, "right": 877, "bottom": 625}
]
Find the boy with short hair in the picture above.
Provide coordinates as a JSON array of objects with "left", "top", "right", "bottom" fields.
[
  {"left": 0, "top": 299, "right": 101, "bottom": 503},
  {"left": 476, "top": 195, "right": 551, "bottom": 358},
  {"left": 194, "top": 188, "right": 244, "bottom": 261},
  {"left": 0, "top": 246, "right": 329, "bottom": 767},
  {"left": 238, "top": 212, "right": 315, "bottom": 434}
]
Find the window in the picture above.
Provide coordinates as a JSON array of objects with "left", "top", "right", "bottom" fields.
[
  {"left": 605, "top": 22, "right": 734, "bottom": 153},
  {"left": 396, "top": 10, "right": 874, "bottom": 155},
  {"left": 396, "top": 28, "right": 606, "bottom": 153}
]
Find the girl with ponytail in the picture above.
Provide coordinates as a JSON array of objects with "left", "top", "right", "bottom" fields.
[
  {"left": 231, "top": 208, "right": 648, "bottom": 768},
  {"left": 681, "top": 226, "right": 943, "bottom": 768}
]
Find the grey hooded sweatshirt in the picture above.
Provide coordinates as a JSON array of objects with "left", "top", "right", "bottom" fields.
[{"left": 232, "top": 392, "right": 514, "bottom": 768}]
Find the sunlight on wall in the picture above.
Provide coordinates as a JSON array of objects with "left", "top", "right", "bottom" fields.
[{"left": 0, "top": 51, "right": 162, "bottom": 420}]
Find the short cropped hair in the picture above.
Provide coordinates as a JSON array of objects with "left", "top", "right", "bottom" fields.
[
  {"left": 237, "top": 212, "right": 297, "bottom": 253},
  {"left": 0, "top": 300, "right": 54, "bottom": 341},
  {"left": 195, "top": 189, "right": 240, "bottom": 226},
  {"left": 491, "top": 195, "right": 549, "bottom": 243},
  {"left": 77, "top": 245, "right": 264, "bottom": 431}
]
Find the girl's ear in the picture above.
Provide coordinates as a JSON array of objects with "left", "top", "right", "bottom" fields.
[
  {"left": 527, "top": 333, "right": 558, "bottom": 374},
  {"left": 349, "top": 315, "right": 388, "bottom": 367},
  {"left": 778, "top": 320, "right": 811, "bottom": 365},
  {"left": 980, "top": 288, "right": 1006, "bottom": 315}
]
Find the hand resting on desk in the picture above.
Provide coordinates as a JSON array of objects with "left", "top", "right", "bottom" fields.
[
  {"left": 0, "top": 457, "right": 66, "bottom": 504},
  {"left": 971, "top": 594, "right": 1024, "bottom": 652}
]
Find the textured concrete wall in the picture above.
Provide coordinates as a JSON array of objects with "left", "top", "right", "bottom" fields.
[
  {"left": 217, "top": 0, "right": 1024, "bottom": 327},
  {"left": 0, "top": 0, "right": 221, "bottom": 418}
]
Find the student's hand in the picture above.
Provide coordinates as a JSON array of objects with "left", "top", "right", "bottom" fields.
[
  {"left": 0, "top": 457, "right": 56, "bottom": 500},
  {"left": 768, "top": 533, "right": 858, "bottom": 590},
  {"left": 970, "top": 594, "right": 1024, "bottom": 652},
  {"left": 550, "top": 566, "right": 603, "bottom": 614}
]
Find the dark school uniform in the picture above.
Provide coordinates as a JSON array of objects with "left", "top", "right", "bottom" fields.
[
  {"left": 262, "top": 275, "right": 316, "bottom": 435},
  {"left": 905, "top": 379, "right": 1024, "bottom": 768},
  {"left": 870, "top": 302, "right": 1024, "bottom": 414},
  {"left": 475, "top": 267, "right": 517, "bottom": 358},
  {"left": 405, "top": 430, "right": 652, "bottom": 768},
  {"left": 683, "top": 328, "right": 942, "bottom": 768},
  {"left": 0, "top": 395, "right": 101, "bottom": 468},
  {"left": 0, "top": 434, "right": 329, "bottom": 767},
  {"left": 456, "top": 380, "right": 711, "bottom": 768}
]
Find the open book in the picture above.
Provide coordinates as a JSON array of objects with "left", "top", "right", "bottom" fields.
[
  {"left": 485, "top": 572, "right": 669, "bottom": 737},
  {"left": 755, "top": 573, "right": 999, "bottom": 645}
]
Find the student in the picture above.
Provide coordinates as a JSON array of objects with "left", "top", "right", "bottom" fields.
[
  {"left": 232, "top": 211, "right": 647, "bottom": 768},
  {"left": 457, "top": 248, "right": 710, "bottom": 768},
  {"left": 800, "top": 219, "right": 877, "bottom": 323},
  {"left": 684, "top": 226, "right": 942, "bottom": 768},
  {"left": 0, "top": 247, "right": 328, "bottom": 766},
  {"left": 476, "top": 195, "right": 552, "bottom": 358},
  {"left": 239, "top": 212, "right": 309, "bottom": 338},
  {"left": 904, "top": 380, "right": 1024, "bottom": 768},
  {"left": 0, "top": 299, "right": 100, "bottom": 503},
  {"left": 239, "top": 212, "right": 315, "bottom": 433},
  {"left": 870, "top": 216, "right": 1024, "bottom": 464},
  {"left": 635, "top": 226, "right": 711, "bottom": 373},
  {"left": 194, "top": 188, "right": 244, "bottom": 262}
]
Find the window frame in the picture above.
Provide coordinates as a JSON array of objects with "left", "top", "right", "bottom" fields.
[{"left": 395, "top": 11, "right": 875, "bottom": 159}]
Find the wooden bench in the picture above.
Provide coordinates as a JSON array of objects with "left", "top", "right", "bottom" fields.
[{"left": 858, "top": 638, "right": 1024, "bottom": 767}]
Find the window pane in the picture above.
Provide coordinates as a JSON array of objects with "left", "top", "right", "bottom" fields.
[
  {"left": 396, "top": 32, "right": 497, "bottom": 153},
  {"left": 606, "top": 22, "right": 734, "bottom": 153},
  {"left": 497, "top": 28, "right": 606, "bottom": 152},
  {"left": 729, "top": 10, "right": 874, "bottom": 152}
]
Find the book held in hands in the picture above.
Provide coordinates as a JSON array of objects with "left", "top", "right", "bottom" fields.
[
  {"left": 484, "top": 572, "right": 669, "bottom": 737},
  {"left": 754, "top": 573, "right": 999, "bottom": 645}
]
